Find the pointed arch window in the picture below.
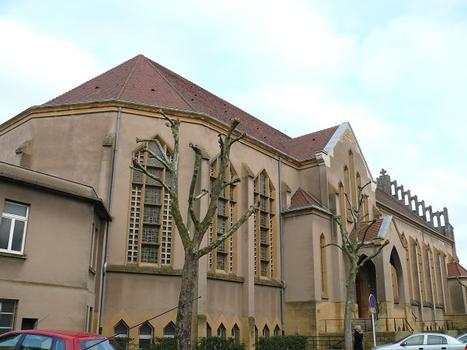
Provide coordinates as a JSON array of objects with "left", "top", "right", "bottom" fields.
[
  {"left": 217, "top": 323, "right": 226, "bottom": 339},
  {"left": 343, "top": 166, "right": 353, "bottom": 221},
  {"left": 320, "top": 234, "right": 328, "bottom": 299},
  {"left": 348, "top": 151, "right": 357, "bottom": 206},
  {"left": 138, "top": 322, "right": 153, "bottom": 349},
  {"left": 114, "top": 320, "right": 129, "bottom": 337},
  {"left": 356, "top": 173, "right": 369, "bottom": 220},
  {"left": 209, "top": 159, "right": 238, "bottom": 273},
  {"left": 390, "top": 253, "right": 400, "bottom": 303},
  {"left": 128, "top": 138, "right": 173, "bottom": 265},
  {"left": 163, "top": 321, "right": 176, "bottom": 338},
  {"left": 338, "top": 182, "right": 346, "bottom": 222},
  {"left": 424, "top": 247, "right": 434, "bottom": 304},
  {"left": 254, "top": 170, "right": 276, "bottom": 279},
  {"left": 415, "top": 242, "right": 426, "bottom": 301},
  {"left": 206, "top": 323, "right": 212, "bottom": 337},
  {"left": 114, "top": 320, "right": 129, "bottom": 350},
  {"left": 231, "top": 324, "right": 240, "bottom": 343},
  {"left": 274, "top": 325, "right": 281, "bottom": 336},
  {"left": 262, "top": 325, "right": 270, "bottom": 337}
]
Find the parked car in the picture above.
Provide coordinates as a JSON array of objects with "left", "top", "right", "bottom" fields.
[
  {"left": 0, "top": 330, "right": 119, "bottom": 350},
  {"left": 372, "top": 333, "right": 466, "bottom": 350},
  {"left": 458, "top": 334, "right": 467, "bottom": 344}
]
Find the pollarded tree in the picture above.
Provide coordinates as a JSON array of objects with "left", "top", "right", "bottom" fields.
[
  {"left": 324, "top": 183, "right": 389, "bottom": 350},
  {"left": 132, "top": 111, "right": 257, "bottom": 350}
]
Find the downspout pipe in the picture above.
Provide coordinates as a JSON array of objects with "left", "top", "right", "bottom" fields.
[
  {"left": 278, "top": 156, "right": 286, "bottom": 334},
  {"left": 98, "top": 107, "right": 122, "bottom": 333}
]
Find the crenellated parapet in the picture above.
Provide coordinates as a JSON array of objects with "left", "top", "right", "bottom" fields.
[{"left": 377, "top": 169, "right": 454, "bottom": 239}]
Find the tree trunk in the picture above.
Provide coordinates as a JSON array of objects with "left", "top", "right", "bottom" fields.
[
  {"left": 344, "top": 264, "right": 357, "bottom": 350},
  {"left": 176, "top": 250, "right": 198, "bottom": 350}
]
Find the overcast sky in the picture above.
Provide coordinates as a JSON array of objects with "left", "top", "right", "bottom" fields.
[{"left": 1, "top": 0, "right": 466, "bottom": 265}]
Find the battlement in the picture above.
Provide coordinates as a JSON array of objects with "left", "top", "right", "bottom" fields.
[{"left": 377, "top": 169, "right": 454, "bottom": 239}]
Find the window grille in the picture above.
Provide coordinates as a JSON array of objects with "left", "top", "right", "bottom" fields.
[
  {"left": 254, "top": 171, "right": 276, "bottom": 279},
  {"left": 209, "top": 158, "right": 237, "bottom": 273},
  {"left": 127, "top": 139, "right": 172, "bottom": 265}
]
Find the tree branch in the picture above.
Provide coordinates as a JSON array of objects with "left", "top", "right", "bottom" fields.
[
  {"left": 322, "top": 243, "right": 345, "bottom": 252},
  {"left": 197, "top": 120, "right": 241, "bottom": 240},
  {"left": 131, "top": 161, "right": 171, "bottom": 194},
  {"left": 197, "top": 204, "right": 257, "bottom": 258},
  {"left": 194, "top": 189, "right": 209, "bottom": 201},
  {"left": 187, "top": 143, "right": 202, "bottom": 232},
  {"left": 222, "top": 177, "right": 241, "bottom": 190},
  {"left": 141, "top": 144, "right": 172, "bottom": 170},
  {"left": 357, "top": 218, "right": 378, "bottom": 250},
  {"left": 358, "top": 240, "right": 389, "bottom": 268}
]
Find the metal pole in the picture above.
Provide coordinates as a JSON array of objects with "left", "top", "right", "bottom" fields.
[{"left": 371, "top": 313, "right": 376, "bottom": 348}]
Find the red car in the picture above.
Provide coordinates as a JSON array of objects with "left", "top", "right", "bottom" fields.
[{"left": 0, "top": 330, "right": 119, "bottom": 350}]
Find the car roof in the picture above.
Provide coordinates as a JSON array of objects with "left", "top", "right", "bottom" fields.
[{"left": 4, "top": 330, "right": 104, "bottom": 339}]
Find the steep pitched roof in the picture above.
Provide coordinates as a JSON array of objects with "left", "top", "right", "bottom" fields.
[
  {"left": 349, "top": 217, "right": 385, "bottom": 241},
  {"left": 447, "top": 261, "right": 467, "bottom": 277},
  {"left": 43, "top": 54, "right": 337, "bottom": 161},
  {"left": 289, "top": 187, "right": 322, "bottom": 208},
  {"left": 283, "top": 125, "right": 339, "bottom": 161}
]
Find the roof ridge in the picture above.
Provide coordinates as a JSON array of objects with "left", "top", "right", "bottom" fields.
[{"left": 116, "top": 54, "right": 141, "bottom": 99}]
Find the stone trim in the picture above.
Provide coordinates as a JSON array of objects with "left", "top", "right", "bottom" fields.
[{"left": 207, "top": 272, "right": 244, "bottom": 284}]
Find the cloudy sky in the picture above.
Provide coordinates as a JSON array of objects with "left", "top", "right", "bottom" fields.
[{"left": 1, "top": 0, "right": 466, "bottom": 264}]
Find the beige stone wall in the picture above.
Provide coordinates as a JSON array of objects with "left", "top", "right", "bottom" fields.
[
  {"left": 0, "top": 181, "right": 102, "bottom": 331},
  {"left": 0, "top": 104, "right": 464, "bottom": 340},
  {"left": 0, "top": 111, "right": 117, "bottom": 198}
]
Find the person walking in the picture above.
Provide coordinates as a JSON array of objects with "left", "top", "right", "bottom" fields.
[{"left": 354, "top": 325, "right": 364, "bottom": 350}]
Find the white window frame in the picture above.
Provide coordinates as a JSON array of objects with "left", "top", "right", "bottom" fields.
[
  {"left": 0, "top": 201, "right": 29, "bottom": 254},
  {"left": 0, "top": 299, "right": 17, "bottom": 334}
]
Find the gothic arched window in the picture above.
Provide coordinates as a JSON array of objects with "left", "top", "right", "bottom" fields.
[
  {"left": 114, "top": 320, "right": 129, "bottom": 337},
  {"left": 262, "top": 325, "right": 270, "bottom": 337},
  {"left": 209, "top": 159, "right": 238, "bottom": 273},
  {"left": 217, "top": 323, "right": 226, "bottom": 339},
  {"left": 231, "top": 324, "right": 240, "bottom": 343},
  {"left": 320, "top": 234, "right": 328, "bottom": 299},
  {"left": 254, "top": 170, "right": 276, "bottom": 279},
  {"left": 128, "top": 137, "right": 173, "bottom": 265},
  {"left": 138, "top": 322, "right": 153, "bottom": 349},
  {"left": 163, "top": 321, "right": 176, "bottom": 338}
]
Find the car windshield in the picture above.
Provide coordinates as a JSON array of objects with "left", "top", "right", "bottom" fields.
[{"left": 80, "top": 339, "right": 119, "bottom": 350}]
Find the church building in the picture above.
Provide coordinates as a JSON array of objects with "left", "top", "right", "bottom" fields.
[{"left": 0, "top": 54, "right": 465, "bottom": 348}]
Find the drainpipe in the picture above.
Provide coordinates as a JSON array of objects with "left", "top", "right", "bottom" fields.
[
  {"left": 277, "top": 156, "right": 286, "bottom": 334},
  {"left": 98, "top": 107, "right": 122, "bottom": 334}
]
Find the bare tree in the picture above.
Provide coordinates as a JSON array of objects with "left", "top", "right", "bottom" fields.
[
  {"left": 324, "top": 183, "right": 389, "bottom": 350},
  {"left": 132, "top": 111, "right": 257, "bottom": 350}
]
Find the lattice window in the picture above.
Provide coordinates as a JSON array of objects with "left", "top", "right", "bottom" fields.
[
  {"left": 127, "top": 138, "right": 173, "bottom": 265},
  {"left": 128, "top": 185, "right": 142, "bottom": 263},
  {"left": 254, "top": 170, "right": 276, "bottom": 279},
  {"left": 209, "top": 158, "right": 238, "bottom": 273}
]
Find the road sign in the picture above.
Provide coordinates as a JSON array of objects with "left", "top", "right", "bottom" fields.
[{"left": 369, "top": 293, "right": 376, "bottom": 314}]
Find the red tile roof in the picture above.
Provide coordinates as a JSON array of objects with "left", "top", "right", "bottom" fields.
[
  {"left": 349, "top": 218, "right": 384, "bottom": 241},
  {"left": 284, "top": 126, "right": 338, "bottom": 160},
  {"left": 447, "top": 261, "right": 467, "bottom": 277},
  {"left": 43, "top": 54, "right": 337, "bottom": 161},
  {"left": 289, "top": 187, "right": 322, "bottom": 208}
]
